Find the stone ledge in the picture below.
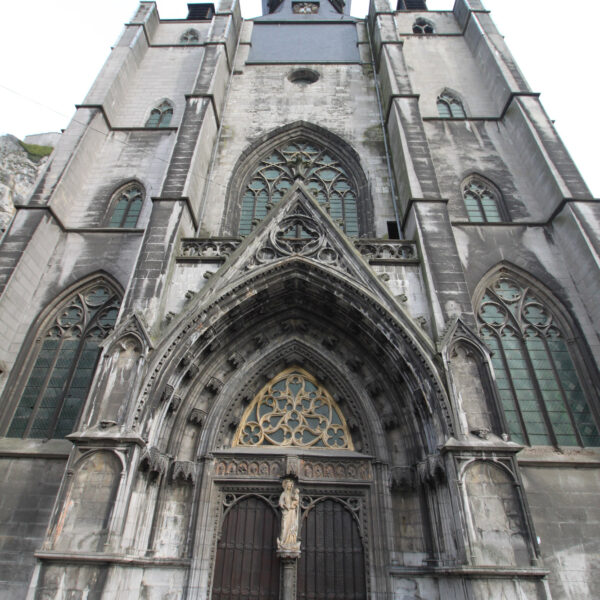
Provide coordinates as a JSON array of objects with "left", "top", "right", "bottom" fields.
[
  {"left": 390, "top": 566, "right": 549, "bottom": 579},
  {"left": 0, "top": 437, "right": 72, "bottom": 458},
  {"left": 517, "top": 446, "right": 600, "bottom": 468},
  {"left": 35, "top": 551, "right": 190, "bottom": 568}
]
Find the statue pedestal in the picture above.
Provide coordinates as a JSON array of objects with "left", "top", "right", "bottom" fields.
[{"left": 278, "top": 553, "right": 300, "bottom": 600}]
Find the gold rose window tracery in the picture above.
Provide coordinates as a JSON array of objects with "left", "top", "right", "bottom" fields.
[{"left": 233, "top": 368, "right": 354, "bottom": 450}]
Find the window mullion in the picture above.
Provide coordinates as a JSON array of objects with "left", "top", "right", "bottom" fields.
[
  {"left": 22, "top": 337, "right": 65, "bottom": 438},
  {"left": 46, "top": 332, "right": 91, "bottom": 439},
  {"left": 521, "top": 330, "right": 558, "bottom": 447},
  {"left": 494, "top": 329, "right": 530, "bottom": 445},
  {"left": 544, "top": 335, "right": 584, "bottom": 447}
]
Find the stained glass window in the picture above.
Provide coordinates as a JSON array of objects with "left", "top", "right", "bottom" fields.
[
  {"left": 238, "top": 140, "right": 360, "bottom": 237},
  {"left": 108, "top": 183, "right": 144, "bottom": 228},
  {"left": 478, "top": 276, "right": 600, "bottom": 446},
  {"left": 437, "top": 91, "right": 466, "bottom": 118},
  {"left": 462, "top": 176, "right": 505, "bottom": 223},
  {"left": 234, "top": 368, "right": 354, "bottom": 449},
  {"left": 146, "top": 100, "right": 173, "bottom": 128},
  {"left": 7, "top": 282, "right": 121, "bottom": 439}
]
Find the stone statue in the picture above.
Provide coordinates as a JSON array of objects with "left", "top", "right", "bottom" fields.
[{"left": 277, "top": 478, "right": 301, "bottom": 555}]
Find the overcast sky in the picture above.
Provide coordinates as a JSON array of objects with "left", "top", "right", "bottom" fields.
[{"left": 1, "top": 0, "right": 597, "bottom": 194}]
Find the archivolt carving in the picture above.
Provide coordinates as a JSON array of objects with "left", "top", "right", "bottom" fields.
[{"left": 233, "top": 367, "right": 354, "bottom": 450}]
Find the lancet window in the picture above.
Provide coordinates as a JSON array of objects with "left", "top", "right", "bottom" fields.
[
  {"left": 7, "top": 281, "right": 121, "bottom": 439},
  {"left": 437, "top": 91, "right": 466, "bottom": 118},
  {"left": 238, "top": 139, "right": 360, "bottom": 237},
  {"left": 477, "top": 276, "right": 600, "bottom": 446},
  {"left": 462, "top": 175, "right": 505, "bottom": 223},
  {"left": 145, "top": 100, "right": 173, "bottom": 128},
  {"left": 108, "top": 182, "right": 144, "bottom": 228},
  {"left": 233, "top": 368, "right": 354, "bottom": 449}
]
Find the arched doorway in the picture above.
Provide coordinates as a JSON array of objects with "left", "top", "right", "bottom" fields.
[
  {"left": 298, "top": 498, "right": 367, "bottom": 600},
  {"left": 212, "top": 495, "right": 280, "bottom": 600}
]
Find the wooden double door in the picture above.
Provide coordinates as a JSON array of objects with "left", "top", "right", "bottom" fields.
[{"left": 212, "top": 495, "right": 367, "bottom": 600}]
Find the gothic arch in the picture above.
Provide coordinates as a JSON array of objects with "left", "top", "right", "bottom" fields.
[
  {"left": 136, "top": 258, "right": 451, "bottom": 462},
  {"left": 0, "top": 272, "right": 123, "bottom": 438},
  {"left": 436, "top": 88, "right": 468, "bottom": 118},
  {"left": 474, "top": 263, "right": 600, "bottom": 446},
  {"left": 460, "top": 173, "right": 508, "bottom": 223},
  {"left": 221, "top": 121, "right": 373, "bottom": 237},
  {"left": 106, "top": 180, "right": 146, "bottom": 228}
]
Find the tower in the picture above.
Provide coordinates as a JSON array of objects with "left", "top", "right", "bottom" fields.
[{"left": 0, "top": 0, "right": 599, "bottom": 598}]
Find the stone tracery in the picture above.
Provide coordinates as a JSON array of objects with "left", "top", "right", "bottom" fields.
[{"left": 234, "top": 367, "right": 354, "bottom": 449}]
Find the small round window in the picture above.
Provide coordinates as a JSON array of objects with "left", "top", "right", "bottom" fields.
[
  {"left": 288, "top": 69, "right": 320, "bottom": 85},
  {"left": 413, "top": 18, "right": 434, "bottom": 34}
]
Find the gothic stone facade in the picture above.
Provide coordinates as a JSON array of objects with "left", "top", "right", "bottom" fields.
[{"left": 0, "top": 1, "right": 599, "bottom": 599}]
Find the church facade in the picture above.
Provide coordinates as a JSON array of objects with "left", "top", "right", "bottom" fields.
[{"left": 0, "top": 0, "right": 599, "bottom": 598}]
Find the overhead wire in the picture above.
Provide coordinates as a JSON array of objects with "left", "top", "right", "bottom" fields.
[{"left": 0, "top": 82, "right": 232, "bottom": 194}]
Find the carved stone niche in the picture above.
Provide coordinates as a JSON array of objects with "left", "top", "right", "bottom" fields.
[
  {"left": 227, "top": 352, "right": 244, "bottom": 369},
  {"left": 168, "top": 395, "right": 182, "bottom": 413},
  {"left": 185, "top": 363, "right": 200, "bottom": 381},
  {"left": 160, "top": 384, "right": 174, "bottom": 403},
  {"left": 416, "top": 454, "right": 446, "bottom": 487},
  {"left": 140, "top": 446, "right": 170, "bottom": 481},
  {"left": 390, "top": 466, "right": 415, "bottom": 491},
  {"left": 171, "top": 460, "right": 196, "bottom": 484},
  {"left": 189, "top": 408, "right": 207, "bottom": 427},
  {"left": 205, "top": 377, "right": 223, "bottom": 395}
]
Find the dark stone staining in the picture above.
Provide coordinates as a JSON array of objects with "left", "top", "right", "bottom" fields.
[{"left": 0, "top": 458, "right": 66, "bottom": 600}]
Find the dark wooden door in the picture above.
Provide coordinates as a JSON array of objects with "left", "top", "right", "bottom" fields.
[
  {"left": 212, "top": 496, "right": 280, "bottom": 600},
  {"left": 297, "top": 499, "right": 367, "bottom": 600}
]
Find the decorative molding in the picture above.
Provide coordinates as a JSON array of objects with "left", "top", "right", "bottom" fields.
[
  {"left": 168, "top": 395, "right": 182, "bottom": 413},
  {"left": 390, "top": 466, "right": 415, "bottom": 490},
  {"left": 178, "top": 237, "right": 241, "bottom": 262},
  {"left": 416, "top": 454, "right": 446, "bottom": 486},
  {"left": 245, "top": 201, "right": 347, "bottom": 273},
  {"left": 205, "top": 377, "right": 223, "bottom": 395},
  {"left": 189, "top": 408, "right": 207, "bottom": 426},
  {"left": 140, "top": 446, "right": 170, "bottom": 478},
  {"left": 172, "top": 460, "right": 196, "bottom": 484},
  {"left": 300, "top": 458, "right": 372, "bottom": 481},
  {"left": 227, "top": 352, "right": 245, "bottom": 369},
  {"left": 353, "top": 239, "right": 418, "bottom": 264},
  {"left": 213, "top": 457, "right": 284, "bottom": 479}
]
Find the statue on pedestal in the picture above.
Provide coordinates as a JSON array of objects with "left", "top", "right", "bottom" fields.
[{"left": 277, "top": 478, "right": 301, "bottom": 557}]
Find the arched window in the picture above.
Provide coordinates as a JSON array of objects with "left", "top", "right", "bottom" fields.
[
  {"left": 462, "top": 175, "right": 506, "bottom": 222},
  {"left": 145, "top": 100, "right": 173, "bottom": 128},
  {"left": 234, "top": 367, "right": 354, "bottom": 449},
  {"left": 108, "top": 182, "right": 144, "bottom": 228},
  {"left": 238, "top": 139, "right": 360, "bottom": 236},
  {"left": 180, "top": 28, "right": 199, "bottom": 44},
  {"left": 477, "top": 274, "right": 600, "bottom": 447},
  {"left": 413, "top": 18, "right": 434, "bottom": 34},
  {"left": 6, "top": 280, "right": 121, "bottom": 439},
  {"left": 437, "top": 91, "right": 466, "bottom": 118}
]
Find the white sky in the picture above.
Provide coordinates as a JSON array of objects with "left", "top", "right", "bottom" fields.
[{"left": 1, "top": 0, "right": 598, "bottom": 195}]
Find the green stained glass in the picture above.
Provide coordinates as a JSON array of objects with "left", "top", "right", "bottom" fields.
[
  {"left": 109, "top": 184, "right": 144, "bottom": 228},
  {"left": 478, "top": 276, "right": 599, "bottom": 447},
  {"left": 7, "top": 283, "right": 121, "bottom": 439},
  {"left": 462, "top": 176, "right": 505, "bottom": 223},
  {"left": 437, "top": 92, "right": 465, "bottom": 118},
  {"left": 237, "top": 139, "right": 360, "bottom": 237}
]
